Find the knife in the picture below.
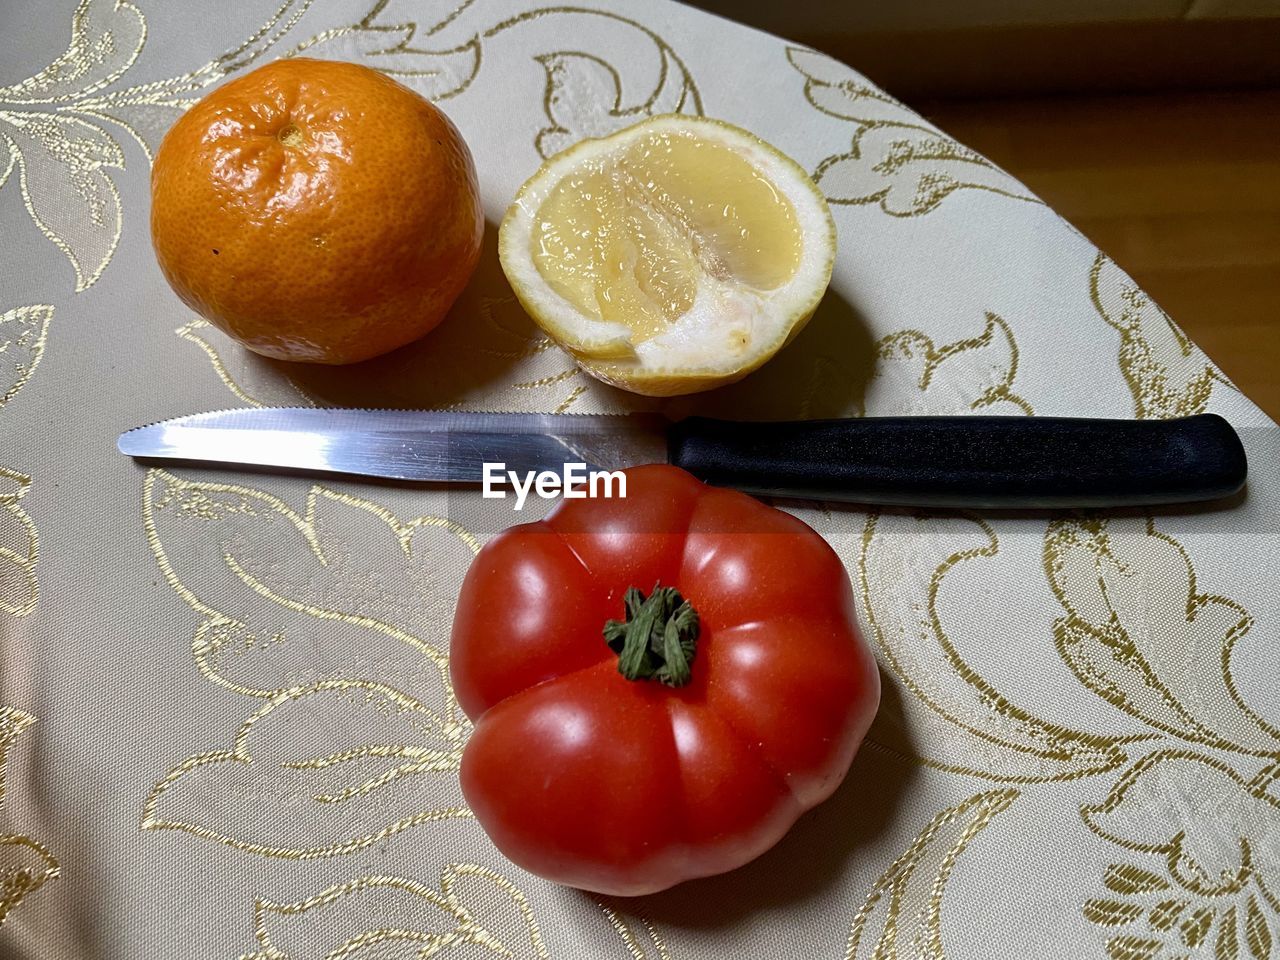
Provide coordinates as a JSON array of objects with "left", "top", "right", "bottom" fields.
[{"left": 117, "top": 408, "right": 1247, "bottom": 508}]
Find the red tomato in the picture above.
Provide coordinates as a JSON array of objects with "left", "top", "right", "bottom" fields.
[{"left": 450, "top": 464, "right": 880, "bottom": 895}]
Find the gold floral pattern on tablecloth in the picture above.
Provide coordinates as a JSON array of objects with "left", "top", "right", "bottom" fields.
[
  {"left": 852, "top": 511, "right": 1280, "bottom": 960},
  {"left": 141, "top": 470, "right": 478, "bottom": 857},
  {"left": 786, "top": 47, "right": 1041, "bottom": 216},
  {"left": 0, "top": 709, "right": 59, "bottom": 927},
  {"left": 0, "top": 306, "right": 52, "bottom": 413},
  {"left": 0, "top": 468, "right": 38, "bottom": 622},
  {"left": 517, "top": 10, "right": 701, "bottom": 160},
  {"left": 846, "top": 790, "right": 1017, "bottom": 960},
  {"left": 0, "top": 305, "right": 51, "bottom": 619},
  {"left": 237, "top": 863, "right": 548, "bottom": 959},
  {"left": 859, "top": 511, "right": 1132, "bottom": 784},
  {"left": 0, "top": 2, "right": 141, "bottom": 291},
  {"left": 1089, "top": 252, "right": 1234, "bottom": 419},
  {"left": 866, "top": 312, "right": 1033, "bottom": 417},
  {"left": 860, "top": 510, "right": 1276, "bottom": 957},
  {"left": 0, "top": 304, "right": 57, "bottom": 926},
  {"left": 172, "top": 319, "right": 316, "bottom": 410},
  {"left": 599, "top": 900, "right": 672, "bottom": 960},
  {"left": 1080, "top": 751, "right": 1280, "bottom": 959},
  {"left": 1046, "top": 518, "right": 1270, "bottom": 756},
  {"left": 1046, "top": 517, "right": 1280, "bottom": 959},
  {"left": 1, "top": 0, "right": 1275, "bottom": 957}
]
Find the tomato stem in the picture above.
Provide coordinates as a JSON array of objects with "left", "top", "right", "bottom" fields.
[{"left": 603, "top": 583, "right": 700, "bottom": 687}]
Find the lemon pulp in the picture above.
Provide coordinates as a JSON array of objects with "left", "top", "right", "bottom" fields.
[{"left": 530, "top": 130, "right": 803, "bottom": 344}]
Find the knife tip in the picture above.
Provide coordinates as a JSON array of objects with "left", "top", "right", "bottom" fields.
[{"left": 117, "top": 424, "right": 153, "bottom": 457}]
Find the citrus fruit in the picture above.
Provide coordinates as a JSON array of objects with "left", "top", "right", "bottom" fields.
[
  {"left": 150, "top": 58, "right": 483, "bottom": 365},
  {"left": 498, "top": 115, "right": 835, "bottom": 396}
]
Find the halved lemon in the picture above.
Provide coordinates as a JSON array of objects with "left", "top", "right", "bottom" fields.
[{"left": 498, "top": 115, "right": 836, "bottom": 396}]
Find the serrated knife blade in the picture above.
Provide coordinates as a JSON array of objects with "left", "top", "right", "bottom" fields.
[{"left": 117, "top": 407, "right": 669, "bottom": 482}]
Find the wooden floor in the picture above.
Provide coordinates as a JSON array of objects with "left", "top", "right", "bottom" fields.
[{"left": 919, "top": 90, "right": 1280, "bottom": 421}]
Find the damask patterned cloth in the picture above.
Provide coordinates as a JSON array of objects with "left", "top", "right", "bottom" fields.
[{"left": 1, "top": 1, "right": 1278, "bottom": 957}]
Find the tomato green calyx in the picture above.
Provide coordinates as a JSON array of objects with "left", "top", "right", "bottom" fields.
[{"left": 603, "top": 583, "right": 700, "bottom": 687}]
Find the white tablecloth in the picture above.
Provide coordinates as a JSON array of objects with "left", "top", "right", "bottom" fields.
[{"left": 1, "top": 1, "right": 1277, "bottom": 957}]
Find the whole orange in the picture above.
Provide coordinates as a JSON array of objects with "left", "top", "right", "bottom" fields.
[{"left": 150, "top": 58, "right": 483, "bottom": 364}]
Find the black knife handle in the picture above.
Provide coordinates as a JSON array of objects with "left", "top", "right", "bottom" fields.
[{"left": 667, "top": 414, "right": 1247, "bottom": 507}]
